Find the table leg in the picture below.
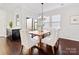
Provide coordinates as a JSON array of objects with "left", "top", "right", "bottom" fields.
[{"left": 38, "top": 35, "right": 43, "bottom": 48}]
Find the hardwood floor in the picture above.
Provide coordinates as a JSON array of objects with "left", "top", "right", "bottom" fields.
[
  {"left": 0, "top": 37, "right": 22, "bottom": 55},
  {"left": 6, "top": 38, "right": 22, "bottom": 55},
  {"left": 0, "top": 37, "right": 54, "bottom": 55},
  {"left": 29, "top": 43, "right": 54, "bottom": 55}
]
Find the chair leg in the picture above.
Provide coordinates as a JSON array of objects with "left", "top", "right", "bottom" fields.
[{"left": 20, "top": 45, "right": 24, "bottom": 55}]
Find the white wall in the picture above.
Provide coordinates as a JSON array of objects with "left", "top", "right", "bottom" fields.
[
  {"left": 43, "top": 4, "right": 79, "bottom": 41},
  {"left": 0, "top": 10, "right": 7, "bottom": 37}
]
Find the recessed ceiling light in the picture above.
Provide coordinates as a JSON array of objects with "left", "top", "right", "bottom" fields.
[{"left": 60, "top": 3, "right": 64, "bottom": 6}]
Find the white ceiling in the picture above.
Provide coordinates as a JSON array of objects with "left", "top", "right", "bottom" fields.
[{"left": 0, "top": 3, "right": 73, "bottom": 15}]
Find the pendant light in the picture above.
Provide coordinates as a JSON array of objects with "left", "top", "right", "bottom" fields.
[{"left": 41, "top": 3, "right": 44, "bottom": 32}]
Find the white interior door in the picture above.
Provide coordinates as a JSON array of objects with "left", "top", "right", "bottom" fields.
[{"left": 26, "top": 18, "right": 33, "bottom": 31}]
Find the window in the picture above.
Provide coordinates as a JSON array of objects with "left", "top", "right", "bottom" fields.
[
  {"left": 52, "top": 15, "right": 61, "bottom": 30},
  {"left": 16, "top": 14, "right": 20, "bottom": 26},
  {"left": 43, "top": 16, "right": 50, "bottom": 31},
  {"left": 34, "top": 19, "right": 38, "bottom": 30}
]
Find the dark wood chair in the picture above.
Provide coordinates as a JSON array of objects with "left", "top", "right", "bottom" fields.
[{"left": 54, "top": 38, "right": 79, "bottom": 55}]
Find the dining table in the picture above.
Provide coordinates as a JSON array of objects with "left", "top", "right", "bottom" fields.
[{"left": 29, "top": 30, "right": 51, "bottom": 48}]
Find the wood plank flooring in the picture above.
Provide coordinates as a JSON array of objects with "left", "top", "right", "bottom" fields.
[
  {"left": 29, "top": 43, "right": 54, "bottom": 55},
  {"left": 0, "top": 37, "right": 22, "bottom": 55},
  {"left": 0, "top": 37, "right": 54, "bottom": 55}
]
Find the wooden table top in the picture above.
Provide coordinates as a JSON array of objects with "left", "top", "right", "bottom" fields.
[{"left": 29, "top": 30, "right": 50, "bottom": 36}]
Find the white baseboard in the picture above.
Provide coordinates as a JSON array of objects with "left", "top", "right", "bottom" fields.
[{"left": 0, "top": 35, "right": 7, "bottom": 38}]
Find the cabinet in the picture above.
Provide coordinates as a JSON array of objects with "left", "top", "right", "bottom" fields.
[
  {"left": 7, "top": 29, "right": 21, "bottom": 41},
  {"left": 12, "top": 29, "right": 21, "bottom": 41}
]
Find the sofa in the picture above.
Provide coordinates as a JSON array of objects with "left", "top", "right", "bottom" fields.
[{"left": 54, "top": 38, "right": 79, "bottom": 55}]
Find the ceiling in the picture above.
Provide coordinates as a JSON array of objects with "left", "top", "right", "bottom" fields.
[{"left": 0, "top": 3, "right": 72, "bottom": 15}]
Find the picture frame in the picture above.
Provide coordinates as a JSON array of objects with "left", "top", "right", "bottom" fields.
[{"left": 70, "top": 15, "right": 79, "bottom": 24}]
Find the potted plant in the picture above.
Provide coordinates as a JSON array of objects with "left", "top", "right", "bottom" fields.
[
  {"left": 8, "top": 21, "right": 13, "bottom": 36},
  {"left": 9, "top": 21, "right": 13, "bottom": 29}
]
